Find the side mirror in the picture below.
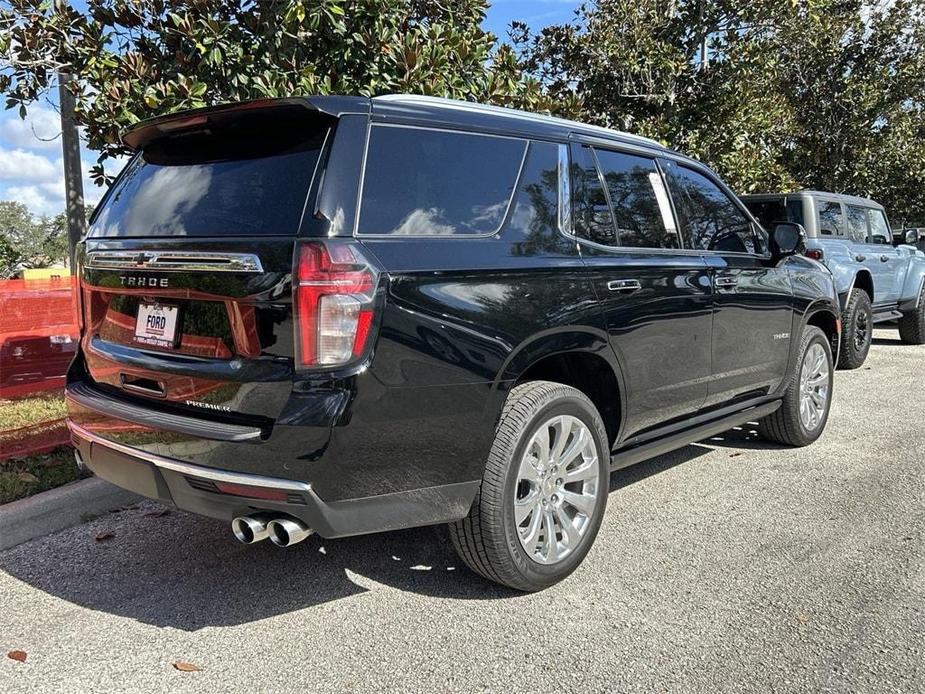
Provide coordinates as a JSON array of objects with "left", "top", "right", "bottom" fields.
[
  {"left": 771, "top": 222, "right": 806, "bottom": 259},
  {"left": 905, "top": 229, "right": 921, "bottom": 245}
]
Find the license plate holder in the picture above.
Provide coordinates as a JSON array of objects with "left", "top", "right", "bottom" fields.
[{"left": 134, "top": 302, "right": 180, "bottom": 348}]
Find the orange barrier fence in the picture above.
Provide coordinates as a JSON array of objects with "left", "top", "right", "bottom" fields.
[
  {"left": 1, "top": 277, "right": 78, "bottom": 460},
  {"left": 0, "top": 277, "right": 79, "bottom": 400}
]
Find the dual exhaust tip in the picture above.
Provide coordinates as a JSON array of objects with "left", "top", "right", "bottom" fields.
[{"left": 231, "top": 514, "right": 312, "bottom": 547}]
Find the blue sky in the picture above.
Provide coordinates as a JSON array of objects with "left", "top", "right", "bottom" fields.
[{"left": 0, "top": 1, "right": 580, "bottom": 217}]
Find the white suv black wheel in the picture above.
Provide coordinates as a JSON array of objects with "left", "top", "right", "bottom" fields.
[{"left": 448, "top": 381, "right": 609, "bottom": 591}]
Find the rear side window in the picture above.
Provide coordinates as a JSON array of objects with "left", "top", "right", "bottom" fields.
[
  {"left": 592, "top": 149, "right": 679, "bottom": 249},
  {"left": 90, "top": 118, "right": 328, "bottom": 237},
  {"left": 817, "top": 201, "right": 844, "bottom": 236},
  {"left": 573, "top": 146, "right": 618, "bottom": 246},
  {"left": 846, "top": 205, "right": 869, "bottom": 242},
  {"left": 358, "top": 126, "right": 526, "bottom": 236},
  {"left": 664, "top": 163, "right": 762, "bottom": 254}
]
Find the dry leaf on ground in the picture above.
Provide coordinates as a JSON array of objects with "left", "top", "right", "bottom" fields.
[{"left": 173, "top": 661, "right": 202, "bottom": 672}]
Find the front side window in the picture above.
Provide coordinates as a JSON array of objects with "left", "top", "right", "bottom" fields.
[
  {"left": 868, "top": 209, "right": 891, "bottom": 244},
  {"left": 743, "top": 197, "right": 805, "bottom": 230},
  {"left": 358, "top": 126, "right": 526, "bottom": 236},
  {"left": 664, "top": 163, "right": 760, "bottom": 253},
  {"left": 817, "top": 201, "right": 844, "bottom": 236},
  {"left": 846, "top": 205, "right": 869, "bottom": 243},
  {"left": 592, "top": 149, "right": 678, "bottom": 249}
]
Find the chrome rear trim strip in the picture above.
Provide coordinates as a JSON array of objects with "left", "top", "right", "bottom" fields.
[
  {"left": 86, "top": 250, "right": 264, "bottom": 273},
  {"left": 67, "top": 420, "right": 312, "bottom": 492}
]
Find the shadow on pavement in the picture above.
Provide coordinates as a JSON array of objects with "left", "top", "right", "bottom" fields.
[
  {"left": 0, "top": 443, "right": 721, "bottom": 632},
  {"left": 703, "top": 422, "right": 790, "bottom": 451}
]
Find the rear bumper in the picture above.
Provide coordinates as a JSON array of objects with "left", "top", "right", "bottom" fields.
[{"left": 67, "top": 420, "right": 479, "bottom": 538}]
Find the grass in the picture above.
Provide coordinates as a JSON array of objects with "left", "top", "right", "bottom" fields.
[
  {"left": 0, "top": 391, "right": 67, "bottom": 430},
  {"left": 0, "top": 391, "right": 77, "bottom": 504},
  {"left": 0, "top": 448, "right": 88, "bottom": 505}
]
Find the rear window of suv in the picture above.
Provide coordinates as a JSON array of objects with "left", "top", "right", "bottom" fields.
[
  {"left": 358, "top": 126, "right": 526, "bottom": 236},
  {"left": 89, "top": 117, "right": 328, "bottom": 238}
]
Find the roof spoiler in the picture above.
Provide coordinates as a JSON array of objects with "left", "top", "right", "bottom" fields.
[{"left": 121, "top": 96, "right": 369, "bottom": 151}]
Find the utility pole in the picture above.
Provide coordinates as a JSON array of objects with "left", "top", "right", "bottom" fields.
[
  {"left": 699, "top": 1, "right": 709, "bottom": 72},
  {"left": 58, "top": 72, "right": 85, "bottom": 268}
]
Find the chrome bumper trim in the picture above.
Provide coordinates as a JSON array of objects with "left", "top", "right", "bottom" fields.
[{"left": 66, "top": 420, "right": 312, "bottom": 493}]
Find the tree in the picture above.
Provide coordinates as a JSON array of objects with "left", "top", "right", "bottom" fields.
[
  {"left": 0, "top": 200, "right": 93, "bottom": 277},
  {"left": 0, "top": 0, "right": 566, "bottom": 184},
  {"left": 514, "top": 0, "right": 925, "bottom": 220}
]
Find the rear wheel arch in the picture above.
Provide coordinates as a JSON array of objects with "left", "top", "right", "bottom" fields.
[
  {"left": 514, "top": 350, "right": 623, "bottom": 450},
  {"left": 805, "top": 306, "right": 840, "bottom": 361}
]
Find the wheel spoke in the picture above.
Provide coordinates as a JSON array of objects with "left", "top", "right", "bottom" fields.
[
  {"left": 520, "top": 503, "right": 544, "bottom": 549},
  {"left": 514, "top": 494, "right": 539, "bottom": 525},
  {"left": 558, "top": 428, "right": 588, "bottom": 468},
  {"left": 518, "top": 454, "right": 541, "bottom": 484},
  {"left": 541, "top": 506, "right": 558, "bottom": 562},
  {"left": 549, "top": 417, "right": 571, "bottom": 465},
  {"left": 555, "top": 506, "right": 581, "bottom": 549},
  {"left": 534, "top": 425, "right": 551, "bottom": 468},
  {"left": 561, "top": 489, "right": 595, "bottom": 516},
  {"left": 564, "top": 457, "right": 597, "bottom": 485}
]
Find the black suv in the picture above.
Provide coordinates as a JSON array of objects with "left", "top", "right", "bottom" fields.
[{"left": 67, "top": 95, "right": 841, "bottom": 591}]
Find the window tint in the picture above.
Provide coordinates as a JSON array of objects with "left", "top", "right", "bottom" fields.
[
  {"left": 817, "top": 201, "right": 844, "bottom": 236},
  {"left": 664, "top": 163, "right": 760, "bottom": 253},
  {"left": 869, "top": 209, "right": 891, "bottom": 243},
  {"left": 573, "top": 146, "right": 617, "bottom": 246},
  {"left": 90, "top": 125, "right": 328, "bottom": 237},
  {"left": 504, "top": 142, "right": 561, "bottom": 253},
  {"left": 592, "top": 149, "right": 678, "bottom": 249},
  {"left": 358, "top": 126, "right": 525, "bottom": 236},
  {"left": 743, "top": 198, "right": 804, "bottom": 230},
  {"left": 846, "top": 205, "right": 869, "bottom": 243}
]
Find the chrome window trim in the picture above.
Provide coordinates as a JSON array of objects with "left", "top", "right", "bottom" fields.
[
  {"left": 67, "top": 421, "right": 312, "bottom": 492},
  {"left": 557, "top": 144, "right": 572, "bottom": 237},
  {"left": 354, "top": 123, "right": 529, "bottom": 239},
  {"left": 86, "top": 250, "right": 264, "bottom": 273}
]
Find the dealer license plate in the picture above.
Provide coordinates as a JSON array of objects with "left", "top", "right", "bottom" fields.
[{"left": 134, "top": 302, "right": 179, "bottom": 348}]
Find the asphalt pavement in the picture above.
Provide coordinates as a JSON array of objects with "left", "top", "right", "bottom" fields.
[{"left": 1, "top": 328, "right": 923, "bottom": 693}]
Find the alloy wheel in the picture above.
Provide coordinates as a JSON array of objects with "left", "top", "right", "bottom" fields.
[
  {"left": 799, "top": 342, "right": 830, "bottom": 432},
  {"left": 513, "top": 415, "right": 599, "bottom": 565}
]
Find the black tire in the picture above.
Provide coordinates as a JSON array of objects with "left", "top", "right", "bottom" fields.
[
  {"left": 898, "top": 284, "right": 925, "bottom": 345},
  {"left": 837, "top": 288, "right": 872, "bottom": 369},
  {"left": 448, "top": 380, "right": 609, "bottom": 592},
  {"left": 758, "top": 326, "right": 833, "bottom": 447}
]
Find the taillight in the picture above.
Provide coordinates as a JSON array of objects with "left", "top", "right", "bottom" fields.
[
  {"left": 293, "top": 241, "right": 378, "bottom": 367},
  {"left": 805, "top": 248, "right": 824, "bottom": 261}
]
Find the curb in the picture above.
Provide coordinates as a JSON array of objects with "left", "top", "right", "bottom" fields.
[{"left": 0, "top": 476, "right": 141, "bottom": 551}]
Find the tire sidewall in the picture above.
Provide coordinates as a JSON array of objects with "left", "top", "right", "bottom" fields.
[
  {"left": 499, "top": 393, "right": 609, "bottom": 587},
  {"left": 844, "top": 290, "right": 872, "bottom": 366}
]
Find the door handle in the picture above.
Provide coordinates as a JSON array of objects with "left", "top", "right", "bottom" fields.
[
  {"left": 855, "top": 254, "right": 866, "bottom": 262},
  {"left": 880, "top": 255, "right": 889, "bottom": 262},
  {"left": 714, "top": 275, "right": 738, "bottom": 288},
  {"left": 607, "top": 279, "right": 642, "bottom": 292}
]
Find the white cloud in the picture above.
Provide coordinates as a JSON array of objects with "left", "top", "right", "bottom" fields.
[
  {"left": 5, "top": 184, "right": 59, "bottom": 216},
  {"left": 1, "top": 154, "right": 120, "bottom": 216},
  {"left": 0, "top": 105, "right": 62, "bottom": 150},
  {"left": 0, "top": 147, "right": 58, "bottom": 182}
]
